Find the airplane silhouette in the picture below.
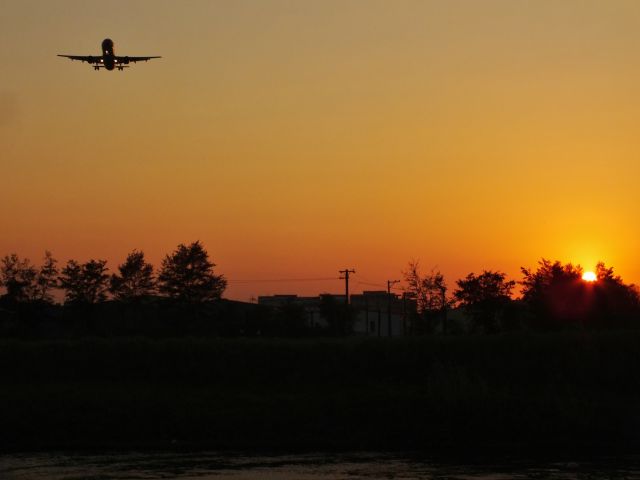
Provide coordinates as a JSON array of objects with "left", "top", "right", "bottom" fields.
[{"left": 58, "top": 38, "right": 161, "bottom": 71}]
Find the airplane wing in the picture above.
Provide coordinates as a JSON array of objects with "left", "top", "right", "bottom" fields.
[
  {"left": 116, "top": 56, "right": 162, "bottom": 63},
  {"left": 57, "top": 55, "right": 101, "bottom": 64}
]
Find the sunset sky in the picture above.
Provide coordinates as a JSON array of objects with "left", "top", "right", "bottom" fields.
[{"left": 2, "top": 0, "right": 639, "bottom": 300}]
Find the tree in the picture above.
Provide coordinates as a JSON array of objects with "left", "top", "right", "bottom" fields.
[
  {"left": 521, "top": 259, "right": 587, "bottom": 329},
  {"left": 591, "top": 262, "right": 640, "bottom": 327},
  {"left": 521, "top": 259, "right": 640, "bottom": 329},
  {"left": 110, "top": 250, "right": 155, "bottom": 301},
  {"left": 157, "top": 241, "right": 226, "bottom": 302},
  {"left": 59, "top": 259, "right": 110, "bottom": 305},
  {"left": 454, "top": 270, "right": 515, "bottom": 333},
  {"left": 403, "top": 261, "right": 449, "bottom": 333},
  {"left": 0, "top": 254, "right": 36, "bottom": 303},
  {"left": 32, "top": 251, "right": 59, "bottom": 304}
]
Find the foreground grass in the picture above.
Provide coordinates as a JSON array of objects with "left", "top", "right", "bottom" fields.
[{"left": 1, "top": 332, "right": 640, "bottom": 452}]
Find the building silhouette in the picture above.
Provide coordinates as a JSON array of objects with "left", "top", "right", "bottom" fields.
[{"left": 258, "top": 291, "right": 415, "bottom": 336}]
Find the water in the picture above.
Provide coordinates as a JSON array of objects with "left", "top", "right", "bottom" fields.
[{"left": 1, "top": 452, "right": 639, "bottom": 480}]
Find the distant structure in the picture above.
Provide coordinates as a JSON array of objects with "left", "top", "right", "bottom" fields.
[
  {"left": 350, "top": 291, "right": 411, "bottom": 337},
  {"left": 258, "top": 294, "right": 345, "bottom": 329},
  {"left": 258, "top": 291, "right": 416, "bottom": 337}
]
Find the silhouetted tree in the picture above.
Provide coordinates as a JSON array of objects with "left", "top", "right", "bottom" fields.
[
  {"left": 110, "top": 250, "right": 155, "bottom": 301},
  {"left": 403, "top": 261, "right": 449, "bottom": 333},
  {"left": 591, "top": 262, "right": 640, "bottom": 327},
  {"left": 0, "top": 254, "right": 36, "bottom": 303},
  {"left": 59, "top": 259, "right": 110, "bottom": 305},
  {"left": 454, "top": 270, "right": 515, "bottom": 333},
  {"left": 32, "top": 251, "right": 59, "bottom": 304},
  {"left": 157, "top": 241, "right": 226, "bottom": 303},
  {"left": 521, "top": 259, "right": 586, "bottom": 329},
  {"left": 521, "top": 259, "right": 640, "bottom": 329}
]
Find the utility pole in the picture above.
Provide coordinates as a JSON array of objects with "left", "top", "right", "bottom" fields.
[
  {"left": 387, "top": 279, "right": 400, "bottom": 337},
  {"left": 339, "top": 269, "right": 356, "bottom": 305}
]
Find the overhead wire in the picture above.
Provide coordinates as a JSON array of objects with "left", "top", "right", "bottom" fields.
[
  {"left": 354, "top": 280, "right": 387, "bottom": 288},
  {"left": 229, "top": 272, "right": 407, "bottom": 292},
  {"left": 228, "top": 277, "right": 339, "bottom": 284}
]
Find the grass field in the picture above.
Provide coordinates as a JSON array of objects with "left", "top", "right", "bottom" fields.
[{"left": 1, "top": 332, "right": 639, "bottom": 452}]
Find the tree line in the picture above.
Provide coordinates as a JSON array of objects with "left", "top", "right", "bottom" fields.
[
  {"left": 0, "top": 241, "right": 226, "bottom": 306},
  {"left": 1, "top": 242, "right": 639, "bottom": 336},
  {"left": 404, "top": 259, "right": 640, "bottom": 333}
]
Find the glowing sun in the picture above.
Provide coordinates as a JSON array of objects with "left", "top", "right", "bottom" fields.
[{"left": 582, "top": 271, "right": 597, "bottom": 282}]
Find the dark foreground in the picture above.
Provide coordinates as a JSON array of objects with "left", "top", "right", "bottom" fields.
[
  {"left": 2, "top": 452, "right": 640, "bottom": 480},
  {"left": 1, "top": 332, "right": 640, "bottom": 453}
]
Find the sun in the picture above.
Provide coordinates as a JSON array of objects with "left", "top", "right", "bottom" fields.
[{"left": 582, "top": 271, "right": 597, "bottom": 282}]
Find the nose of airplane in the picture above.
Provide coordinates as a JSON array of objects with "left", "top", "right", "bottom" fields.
[{"left": 102, "top": 38, "right": 114, "bottom": 50}]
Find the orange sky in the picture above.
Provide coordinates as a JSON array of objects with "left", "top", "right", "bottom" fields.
[{"left": 1, "top": 0, "right": 639, "bottom": 300}]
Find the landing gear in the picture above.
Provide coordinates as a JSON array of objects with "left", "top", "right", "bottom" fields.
[{"left": 94, "top": 66, "right": 100, "bottom": 71}]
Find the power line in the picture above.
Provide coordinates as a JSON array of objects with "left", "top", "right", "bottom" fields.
[
  {"left": 354, "top": 281, "right": 387, "bottom": 288},
  {"left": 227, "top": 277, "right": 338, "bottom": 284},
  {"left": 387, "top": 279, "right": 401, "bottom": 294},
  {"left": 354, "top": 273, "right": 382, "bottom": 284}
]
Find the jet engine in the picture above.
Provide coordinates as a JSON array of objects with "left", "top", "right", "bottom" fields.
[
  {"left": 87, "top": 56, "right": 94, "bottom": 64},
  {"left": 123, "top": 56, "right": 130, "bottom": 65}
]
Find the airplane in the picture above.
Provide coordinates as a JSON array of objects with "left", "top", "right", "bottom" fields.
[{"left": 58, "top": 38, "right": 161, "bottom": 71}]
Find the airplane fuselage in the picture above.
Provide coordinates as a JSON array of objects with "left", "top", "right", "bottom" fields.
[{"left": 102, "top": 38, "right": 116, "bottom": 70}]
